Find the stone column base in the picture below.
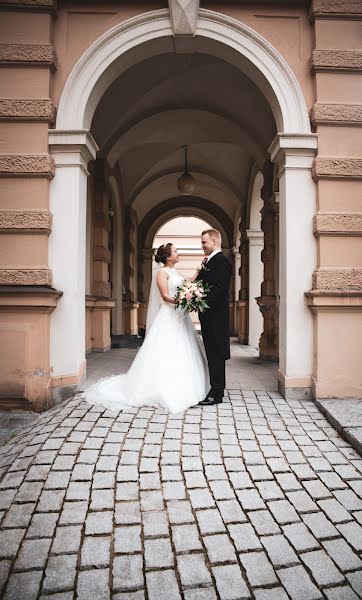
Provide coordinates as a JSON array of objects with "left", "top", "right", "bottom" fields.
[
  {"left": 278, "top": 371, "right": 312, "bottom": 401},
  {"left": 123, "top": 301, "right": 140, "bottom": 335},
  {"left": 236, "top": 300, "right": 248, "bottom": 344},
  {"left": 86, "top": 296, "right": 115, "bottom": 352}
]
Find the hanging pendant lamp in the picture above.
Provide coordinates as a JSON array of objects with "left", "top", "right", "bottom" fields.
[{"left": 177, "top": 145, "right": 196, "bottom": 195}]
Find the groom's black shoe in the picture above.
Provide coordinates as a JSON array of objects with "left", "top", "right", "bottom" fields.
[{"left": 198, "top": 395, "right": 223, "bottom": 406}]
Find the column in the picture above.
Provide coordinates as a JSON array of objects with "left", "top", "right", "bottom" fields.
[
  {"left": 236, "top": 215, "right": 249, "bottom": 344},
  {"left": 270, "top": 133, "right": 317, "bottom": 400},
  {"left": 246, "top": 229, "right": 264, "bottom": 350},
  {"left": 48, "top": 130, "right": 97, "bottom": 400}
]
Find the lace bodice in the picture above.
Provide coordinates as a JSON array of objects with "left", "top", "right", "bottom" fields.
[{"left": 163, "top": 267, "right": 184, "bottom": 297}]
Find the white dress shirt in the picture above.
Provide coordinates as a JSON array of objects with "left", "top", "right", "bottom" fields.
[{"left": 206, "top": 249, "right": 222, "bottom": 263}]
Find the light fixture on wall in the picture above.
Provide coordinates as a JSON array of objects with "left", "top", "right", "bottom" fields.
[{"left": 177, "top": 145, "right": 196, "bottom": 195}]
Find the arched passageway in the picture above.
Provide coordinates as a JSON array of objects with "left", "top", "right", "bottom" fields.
[{"left": 49, "top": 9, "right": 317, "bottom": 402}]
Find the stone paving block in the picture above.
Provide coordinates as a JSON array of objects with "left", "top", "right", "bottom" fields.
[
  {"left": 277, "top": 565, "right": 323, "bottom": 600},
  {"left": 113, "top": 554, "right": 144, "bottom": 592},
  {"left": 177, "top": 553, "right": 212, "bottom": 587},
  {"left": 217, "top": 499, "right": 247, "bottom": 524},
  {"left": 146, "top": 569, "right": 181, "bottom": 600},
  {"left": 236, "top": 489, "right": 265, "bottom": 510},
  {"left": 302, "top": 479, "right": 332, "bottom": 499},
  {"left": 172, "top": 524, "right": 202, "bottom": 552},
  {"left": 81, "top": 535, "right": 111, "bottom": 567},
  {"left": 92, "top": 471, "right": 115, "bottom": 489},
  {"left": 141, "top": 490, "right": 164, "bottom": 511},
  {"left": 256, "top": 480, "right": 285, "bottom": 500},
  {"left": 240, "top": 550, "right": 278, "bottom": 587},
  {"left": 15, "top": 481, "right": 43, "bottom": 503},
  {"left": 346, "top": 571, "right": 362, "bottom": 598},
  {"left": 51, "top": 524, "right": 82, "bottom": 554},
  {"left": 3, "top": 570, "right": 43, "bottom": 600},
  {"left": 317, "top": 498, "right": 353, "bottom": 523},
  {"left": 183, "top": 588, "right": 217, "bottom": 600},
  {"left": 167, "top": 500, "right": 194, "bottom": 524},
  {"left": 333, "top": 489, "right": 362, "bottom": 511},
  {"left": 43, "top": 553, "right": 78, "bottom": 593},
  {"left": 85, "top": 510, "right": 113, "bottom": 534},
  {"left": 115, "top": 525, "right": 142, "bottom": 553},
  {"left": 318, "top": 471, "right": 347, "bottom": 490},
  {"left": 267, "top": 458, "right": 291, "bottom": 473},
  {"left": 227, "top": 523, "right": 262, "bottom": 551},
  {"left": 261, "top": 534, "right": 298, "bottom": 568},
  {"left": 205, "top": 465, "right": 228, "bottom": 480},
  {"left": 162, "top": 481, "right": 186, "bottom": 500},
  {"left": 117, "top": 465, "right": 139, "bottom": 481},
  {"left": 212, "top": 564, "right": 250, "bottom": 599},
  {"left": 302, "top": 512, "right": 339, "bottom": 539},
  {"left": 286, "top": 490, "right": 318, "bottom": 513},
  {"left": 59, "top": 501, "right": 88, "bottom": 525},
  {"left": 25, "top": 465, "right": 51, "bottom": 482},
  {"left": 324, "top": 588, "right": 359, "bottom": 600},
  {"left": 189, "top": 488, "right": 215, "bottom": 509},
  {"left": 248, "top": 510, "right": 281, "bottom": 535},
  {"left": 322, "top": 538, "right": 362, "bottom": 572},
  {"left": 66, "top": 481, "right": 90, "bottom": 502},
  {"left": 254, "top": 589, "right": 289, "bottom": 600},
  {"left": 14, "top": 537, "right": 51, "bottom": 570},
  {"left": 290, "top": 464, "right": 318, "bottom": 480},
  {"left": 142, "top": 510, "right": 169, "bottom": 536},
  {"left": 184, "top": 471, "right": 207, "bottom": 488},
  {"left": 268, "top": 500, "right": 300, "bottom": 524},
  {"left": 196, "top": 508, "right": 226, "bottom": 534},
  {"left": 283, "top": 522, "right": 320, "bottom": 551},
  {"left": 301, "top": 549, "right": 345, "bottom": 587},
  {"left": 97, "top": 456, "right": 119, "bottom": 471},
  {"left": 0, "top": 560, "right": 11, "bottom": 594},
  {"left": 77, "top": 568, "right": 110, "bottom": 600},
  {"left": 204, "top": 533, "right": 237, "bottom": 563},
  {"left": 2, "top": 502, "right": 35, "bottom": 528},
  {"left": 209, "top": 479, "right": 235, "bottom": 500},
  {"left": 161, "top": 465, "right": 183, "bottom": 481},
  {"left": 337, "top": 522, "right": 362, "bottom": 551},
  {"left": 0, "top": 529, "right": 24, "bottom": 558},
  {"left": 90, "top": 488, "right": 114, "bottom": 510},
  {"left": 144, "top": 537, "right": 173, "bottom": 568},
  {"left": 115, "top": 501, "right": 141, "bottom": 524},
  {"left": 116, "top": 482, "right": 139, "bottom": 500},
  {"left": 71, "top": 463, "right": 94, "bottom": 481}
]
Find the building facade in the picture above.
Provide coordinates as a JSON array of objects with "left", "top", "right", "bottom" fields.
[{"left": 0, "top": 0, "right": 361, "bottom": 410}]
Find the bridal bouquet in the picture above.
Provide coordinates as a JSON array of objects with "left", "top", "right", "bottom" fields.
[{"left": 174, "top": 280, "right": 210, "bottom": 314}]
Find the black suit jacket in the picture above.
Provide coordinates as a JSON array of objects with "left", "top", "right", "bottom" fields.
[{"left": 197, "top": 252, "right": 232, "bottom": 359}]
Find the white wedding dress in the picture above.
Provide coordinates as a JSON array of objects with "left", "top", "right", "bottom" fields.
[{"left": 83, "top": 267, "right": 209, "bottom": 413}]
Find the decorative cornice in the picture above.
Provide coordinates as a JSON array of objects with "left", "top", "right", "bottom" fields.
[
  {"left": 0, "top": 0, "right": 56, "bottom": 12},
  {"left": 93, "top": 246, "right": 111, "bottom": 263},
  {"left": 93, "top": 281, "right": 111, "bottom": 298},
  {"left": 0, "top": 43, "right": 57, "bottom": 70},
  {"left": 313, "top": 268, "right": 362, "bottom": 291},
  {"left": 0, "top": 99, "right": 56, "bottom": 124},
  {"left": 310, "top": 103, "right": 362, "bottom": 128},
  {"left": 311, "top": 0, "right": 362, "bottom": 19},
  {"left": 0, "top": 210, "right": 52, "bottom": 233},
  {"left": 0, "top": 268, "right": 52, "bottom": 286},
  {"left": 313, "top": 212, "right": 362, "bottom": 236},
  {"left": 312, "top": 158, "right": 362, "bottom": 180},
  {"left": 0, "top": 155, "right": 55, "bottom": 179},
  {"left": 312, "top": 50, "right": 362, "bottom": 72}
]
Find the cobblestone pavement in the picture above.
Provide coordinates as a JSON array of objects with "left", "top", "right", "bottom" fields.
[{"left": 1, "top": 388, "right": 362, "bottom": 600}]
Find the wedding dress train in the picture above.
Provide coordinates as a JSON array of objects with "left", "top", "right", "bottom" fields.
[{"left": 83, "top": 267, "right": 209, "bottom": 413}]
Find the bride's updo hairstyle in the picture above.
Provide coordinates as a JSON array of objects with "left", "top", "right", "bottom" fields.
[{"left": 155, "top": 243, "right": 173, "bottom": 265}]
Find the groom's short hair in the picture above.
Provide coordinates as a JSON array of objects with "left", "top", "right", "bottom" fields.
[{"left": 202, "top": 228, "right": 221, "bottom": 243}]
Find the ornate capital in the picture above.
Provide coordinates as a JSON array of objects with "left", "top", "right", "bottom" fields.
[
  {"left": 0, "top": 210, "right": 52, "bottom": 233},
  {"left": 0, "top": 155, "right": 55, "bottom": 179},
  {"left": 313, "top": 212, "right": 362, "bottom": 236},
  {"left": 0, "top": 43, "right": 57, "bottom": 70},
  {"left": 0, "top": 0, "right": 56, "bottom": 12},
  {"left": 312, "top": 50, "right": 362, "bottom": 72},
  {"left": 313, "top": 268, "right": 362, "bottom": 291},
  {"left": 169, "top": 0, "right": 199, "bottom": 35},
  {"left": 0, "top": 99, "right": 56, "bottom": 124},
  {"left": 312, "top": 158, "right": 362, "bottom": 180},
  {"left": 311, "top": 0, "right": 362, "bottom": 19},
  {"left": 0, "top": 268, "right": 52, "bottom": 286}
]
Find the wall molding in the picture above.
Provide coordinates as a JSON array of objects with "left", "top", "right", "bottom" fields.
[
  {"left": 0, "top": 43, "right": 57, "bottom": 70},
  {"left": 312, "top": 158, "right": 362, "bottom": 180},
  {"left": 0, "top": 210, "right": 52, "bottom": 233},
  {"left": 311, "top": 103, "right": 362, "bottom": 127},
  {"left": 312, "top": 50, "right": 362, "bottom": 72},
  {"left": 0, "top": 0, "right": 56, "bottom": 12},
  {"left": 0, "top": 155, "right": 55, "bottom": 179},
  {"left": 0, "top": 268, "right": 52, "bottom": 286},
  {"left": 93, "top": 281, "right": 111, "bottom": 298},
  {"left": 311, "top": 0, "right": 362, "bottom": 19},
  {"left": 313, "top": 268, "right": 362, "bottom": 291},
  {"left": 93, "top": 246, "right": 111, "bottom": 263},
  {"left": 313, "top": 212, "right": 362, "bottom": 236},
  {"left": 0, "top": 99, "right": 56, "bottom": 124}
]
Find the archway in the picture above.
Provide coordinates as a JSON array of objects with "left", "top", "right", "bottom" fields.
[{"left": 49, "top": 8, "right": 317, "bottom": 400}]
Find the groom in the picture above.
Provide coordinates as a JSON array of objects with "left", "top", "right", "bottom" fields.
[{"left": 196, "top": 229, "right": 232, "bottom": 406}]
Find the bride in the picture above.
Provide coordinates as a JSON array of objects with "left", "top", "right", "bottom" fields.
[{"left": 83, "top": 243, "right": 209, "bottom": 413}]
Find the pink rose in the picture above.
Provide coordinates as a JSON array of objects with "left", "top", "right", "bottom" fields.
[{"left": 186, "top": 293, "right": 192, "bottom": 300}]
